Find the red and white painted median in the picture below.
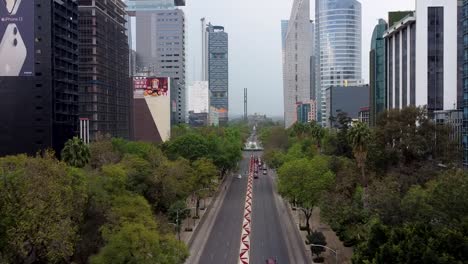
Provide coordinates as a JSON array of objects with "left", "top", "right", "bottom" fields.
[{"left": 238, "top": 156, "right": 255, "bottom": 264}]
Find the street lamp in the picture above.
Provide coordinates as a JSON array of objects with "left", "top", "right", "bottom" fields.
[
  {"left": 171, "top": 207, "right": 197, "bottom": 240},
  {"left": 193, "top": 187, "right": 211, "bottom": 214},
  {"left": 309, "top": 244, "right": 338, "bottom": 264}
]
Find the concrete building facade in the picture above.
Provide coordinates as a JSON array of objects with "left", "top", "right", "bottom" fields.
[
  {"left": 78, "top": 0, "right": 131, "bottom": 140},
  {"left": 135, "top": 8, "right": 186, "bottom": 125},
  {"left": 325, "top": 85, "right": 370, "bottom": 128},
  {"left": 0, "top": 0, "right": 79, "bottom": 155},
  {"left": 463, "top": 0, "right": 468, "bottom": 167},
  {"left": 415, "top": 0, "right": 460, "bottom": 111},
  {"left": 316, "top": 0, "right": 362, "bottom": 126},
  {"left": 188, "top": 81, "right": 210, "bottom": 114},
  {"left": 283, "top": 0, "right": 313, "bottom": 128},
  {"left": 384, "top": 13, "right": 417, "bottom": 110}
]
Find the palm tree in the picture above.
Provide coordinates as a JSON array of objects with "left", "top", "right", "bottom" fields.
[
  {"left": 348, "top": 122, "right": 371, "bottom": 206},
  {"left": 310, "top": 122, "right": 325, "bottom": 153},
  {"left": 61, "top": 137, "right": 91, "bottom": 168}
]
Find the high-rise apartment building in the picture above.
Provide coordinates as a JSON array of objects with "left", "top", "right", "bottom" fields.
[
  {"left": 384, "top": 13, "right": 416, "bottom": 110},
  {"left": 134, "top": 7, "right": 186, "bottom": 125},
  {"left": 78, "top": 0, "right": 131, "bottom": 140},
  {"left": 415, "top": 0, "right": 460, "bottom": 111},
  {"left": 463, "top": 0, "right": 468, "bottom": 167},
  {"left": 0, "top": 0, "right": 79, "bottom": 155},
  {"left": 205, "top": 23, "right": 229, "bottom": 125},
  {"left": 369, "top": 19, "right": 388, "bottom": 126},
  {"left": 283, "top": 0, "right": 313, "bottom": 128},
  {"left": 315, "top": 0, "right": 362, "bottom": 126}
]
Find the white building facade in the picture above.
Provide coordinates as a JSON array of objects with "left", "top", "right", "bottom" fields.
[
  {"left": 188, "top": 81, "right": 210, "bottom": 114},
  {"left": 415, "top": 0, "right": 460, "bottom": 111},
  {"left": 283, "top": 0, "right": 313, "bottom": 128}
]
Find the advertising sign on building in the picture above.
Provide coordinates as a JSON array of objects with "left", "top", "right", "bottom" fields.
[
  {"left": 0, "top": 0, "right": 34, "bottom": 76},
  {"left": 133, "top": 76, "right": 170, "bottom": 98}
]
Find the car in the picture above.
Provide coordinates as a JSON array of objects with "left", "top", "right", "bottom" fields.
[
  {"left": 263, "top": 170, "right": 267, "bottom": 175},
  {"left": 265, "top": 258, "right": 277, "bottom": 264},
  {"left": 237, "top": 174, "right": 242, "bottom": 179}
]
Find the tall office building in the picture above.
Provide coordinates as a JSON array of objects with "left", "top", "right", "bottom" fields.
[
  {"left": 463, "top": 0, "right": 468, "bottom": 167},
  {"left": 0, "top": 0, "right": 79, "bottom": 155},
  {"left": 315, "top": 0, "right": 362, "bottom": 126},
  {"left": 281, "top": 20, "right": 289, "bottom": 91},
  {"left": 283, "top": 0, "right": 313, "bottom": 128},
  {"left": 384, "top": 12, "right": 416, "bottom": 110},
  {"left": 369, "top": 19, "right": 388, "bottom": 126},
  {"left": 205, "top": 23, "right": 229, "bottom": 125},
  {"left": 78, "top": 0, "right": 131, "bottom": 140},
  {"left": 415, "top": 0, "right": 460, "bottom": 111},
  {"left": 131, "top": 2, "right": 186, "bottom": 125}
]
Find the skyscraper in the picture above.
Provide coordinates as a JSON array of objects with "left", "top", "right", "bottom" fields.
[
  {"left": 206, "top": 23, "right": 229, "bottom": 125},
  {"left": 462, "top": 0, "right": 467, "bottom": 167},
  {"left": 415, "top": 0, "right": 459, "bottom": 111},
  {"left": 315, "top": 0, "right": 362, "bottom": 126},
  {"left": 384, "top": 13, "right": 416, "bottom": 110},
  {"left": 369, "top": 19, "right": 388, "bottom": 126},
  {"left": 78, "top": 0, "right": 131, "bottom": 140},
  {"left": 0, "top": 0, "right": 79, "bottom": 155},
  {"left": 283, "top": 0, "right": 312, "bottom": 128},
  {"left": 133, "top": 5, "right": 186, "bottom": 125}
]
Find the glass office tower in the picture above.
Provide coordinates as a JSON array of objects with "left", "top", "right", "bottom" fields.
[
  {"left": 369, "top": 19, "right": 388, "bottom": 126},
  {"left": 315, "top": 0, "right": 362, "bottom": 126}
]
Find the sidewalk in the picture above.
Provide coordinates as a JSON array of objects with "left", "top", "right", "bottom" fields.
[
  {"left": 183, "top": 174, "right": 234, "bottom": 264},
  {"left": 289, "top": 206, "right": 354, "bottom": 264}
]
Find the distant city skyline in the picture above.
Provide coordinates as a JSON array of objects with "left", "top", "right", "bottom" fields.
[{"left": 181, "top": 0, "right": 415, "bottom": 117}]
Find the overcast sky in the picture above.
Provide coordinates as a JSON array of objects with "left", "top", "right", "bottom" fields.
[{"left": 182, "top": 0, "right": 415, "bottom": 118}]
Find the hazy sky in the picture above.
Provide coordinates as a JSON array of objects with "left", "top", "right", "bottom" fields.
[{"left": 182, "top": 0, "right": 415, "bottom": 117}]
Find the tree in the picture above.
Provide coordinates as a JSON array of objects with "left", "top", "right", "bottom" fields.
[
  {"left": 191, "top": 158, "right": 217, "bottom": 217},
  {"left": 0, "top": 155, "right": 87, "bottom": 263},
  {"left": 91, "top": 195, "right": 188, "bottom": 264},
  {"left": 89, "top": 135, "right": 121, "bottom": 168},
  {"left": 277, "top": 156, "right": 335, "bottom": 234},
  {"left": 168, "top": 201, "right": 191, "bottom": 240},
  {"left": 348, "top": 122, "right": 371, "bottom": 206},
  {"left": 307, "top": 231, "right": 327, "bottom": 261},
  {"left": 165, "top": 133, "right": 209, "bottom": 162},
  {"left": 310, "top": 122, "right": 325, "bottom": 153},
  {"left": 290, "top": 122, "right": 309, "bottom": 140},
  {"left": 62, "top": 137, "right": 91, "bottom": 168}
]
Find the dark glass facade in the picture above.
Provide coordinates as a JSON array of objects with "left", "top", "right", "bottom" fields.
[
  {"left": 463, "top": 0, "right": 468, "bottom": 167},
  {"left": 78, "top": 0, "right": 131, "bottom": 140},
  {"left": 427, "top": 7, "right": 445, "bottom": 111},
  {"left": 369, "top": 19, "right": 387, "bottom": 126},
  {"left": 207, "top": 24, "right": 229, "bottom": 125},
  {"left": 0, "top": 0, "right": 79, "bottom": 156}
]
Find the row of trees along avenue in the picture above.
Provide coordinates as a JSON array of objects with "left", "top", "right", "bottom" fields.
[
  {"left": 261, "top": 107, "right": 467, "bottom": 263},
  {"left": 0, "top": 124, "right": 246, "bottom": 264}
]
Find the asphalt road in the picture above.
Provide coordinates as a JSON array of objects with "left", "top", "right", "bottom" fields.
[
  {"left": 250, "top": 165, "right": 289, "bottom": 263},
  {"left": 197, "top": 152, "right": 250, "bottom": 264},
  {"left": 197, "top": 150, "right": 308, "bottom": 264}
]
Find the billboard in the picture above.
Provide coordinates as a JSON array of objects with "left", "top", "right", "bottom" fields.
[
  {"left": 133, "top": 77, "right": 169, "bottom": 98},
  {"left": 0, "top": 0, "right": 35, "bottom": 76}
]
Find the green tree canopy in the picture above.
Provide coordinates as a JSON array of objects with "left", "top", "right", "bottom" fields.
[{"left": 62, "top": 136, "right": 91, "bottom": 168}]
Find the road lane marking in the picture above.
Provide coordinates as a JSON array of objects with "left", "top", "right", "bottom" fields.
[{"left": 238, "top": 155, "right": 254, "bottom": 264}]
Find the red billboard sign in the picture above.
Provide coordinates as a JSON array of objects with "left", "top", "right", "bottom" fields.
[{"left": 133, "top": 77, "right": 169, "bottom": 97}]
